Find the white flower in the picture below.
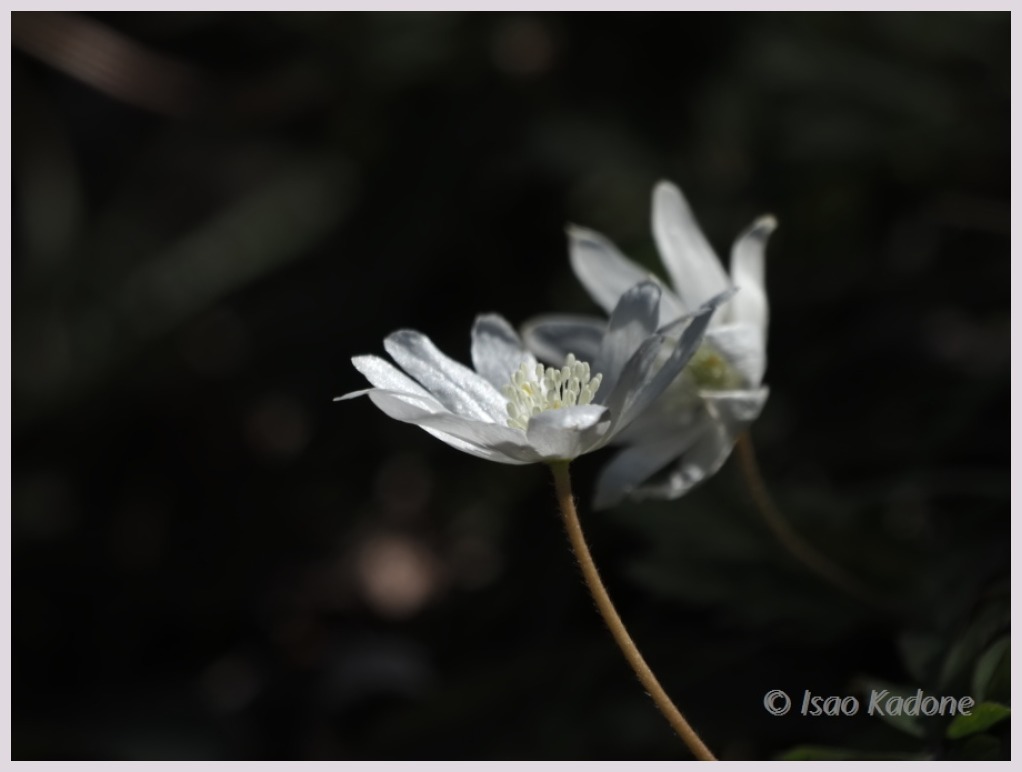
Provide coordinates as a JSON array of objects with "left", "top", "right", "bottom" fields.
[
  {"left": 337, "top": 281, "right": 729, "bottom": 465},
  {"left": 523, "top": 181, "right": 777, "bottom": 507}
]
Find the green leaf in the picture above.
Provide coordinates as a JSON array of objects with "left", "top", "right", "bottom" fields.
[
  {"left": 779, "top": 745, "right": 927, "bottom": 761},
  {"left": 946, "top": 702, "right": 1011, "bottom": 740},
  {"left": 938, "top": 594, "right": 1010, "bottom": 691},
  {"left": 971, "top": 635, "right": 1010, "bottom": 703}
]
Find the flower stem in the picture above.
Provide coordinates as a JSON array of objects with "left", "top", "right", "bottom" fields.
[
  {"left": 734, "top": 432, "right": 880, "bottom": 609},
  {"left": 548, "top": 461, "right": 717, "bottom": 761}
]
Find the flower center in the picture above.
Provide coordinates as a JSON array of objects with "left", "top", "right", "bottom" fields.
[
  {"left": 502, "top": 353, "right": 603, "bottom": 430},
  {"left": 652, "top": 342, "right": 744, "bottom": 417},
  {"left": 687, "top": 344, "right": 742, "bottom": 390}
]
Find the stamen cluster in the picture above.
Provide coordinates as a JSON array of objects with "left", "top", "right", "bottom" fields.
[{"left": 503, "top": 353, "right": 603, "bottom": 430}]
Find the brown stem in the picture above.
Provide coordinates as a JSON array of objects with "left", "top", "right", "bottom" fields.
[
  {"left": 549, "top": 461, "right": 717, "bottom": 761},
  {"left": 734, "top": 432, "right": 880, "bottom": 608}
]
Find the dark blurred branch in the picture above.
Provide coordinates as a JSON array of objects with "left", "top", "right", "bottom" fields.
[{"left": 12, "top": 11, "right": 205, "bottom": 116}]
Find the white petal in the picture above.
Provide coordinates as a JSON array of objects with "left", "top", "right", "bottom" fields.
[
  {"left": 727, "top": 214, "right": 776, "bottom": 333},
  {"left": 597, "top": 281, "right": 661, "bottom": 397},
  {"left": 704, "top": 323, "right": 766, "bottom": 387},
  {"left": 651, "top": 181, "right": 731, "bottom": 313},
  {"left": 633, "top": 426, "right": 729, "bottom": 501},
  {"left": 520, "top": 314, "right": 606, "bottom": 366},
  {"left": 384, "top": 329, "right": 507, "bottom": 422},
  {"left": 612, "top": 392, "right": 703, "bottom": 445},
  {"left": 628, "top": 387, "right": 769, "bottom": 500},
  {"left": 600, "top": 333, "right": 665, "bottom": 440},
  {"left": 367, "top": 390, "right": 531, "bottom": 464},
  {"left": 421, "top": 426, "right": 520, "bottom": 464},
  {"left": 364, "top": 388, "right": 449, "bottom": 419},
  {"left": 413, "top": 413, "right": 542, "bottom": 464},
  {"left": 593, "top": 431, "right": 702, "bottom": 510},
  {"left": 334, "top": 354, "right": 437, "bottom": 403},
  {"left": 334, "top": 388, "right": 372, "bottom": 402},
  {"left": 568, "top": 224, "right": 686, "bottom": 327},
  {"left": 471, "top": 313, "right": 535, "bottom": 390},
  {"left": 702, "top": 387, "right": 769, "bottom": 427},
  {"left": 351, "top": 354, "right": 434, "bottom": 397},
  {"left": 612, "top": 288, "right": 733, "bottom": 430},
  {"left": 362, "top": 388, "right": 512, "bottom": 462},
  {"left": 525, "top": 404, "right": 610, "bottom": 461}
]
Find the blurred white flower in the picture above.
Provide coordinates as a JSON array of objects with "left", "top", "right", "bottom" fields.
[
  {"left": 524, "top": 181, "right": 777, "bottom": 507},
  {"left": 337, "top": 281, "right": 728, "bottom": 465}
]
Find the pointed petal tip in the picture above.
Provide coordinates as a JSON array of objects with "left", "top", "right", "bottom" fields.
[
  {"left": 565, "top": 223, "right": 597, "bottom": 245},
  {"left": 750, "top": 214, "right": 778, "bottom": 236},
  {"left": 382, "top": 328, "right": 416, "bottom": 352},
  {"left": 566, "top": 223, "right": 607, "bottom": 243},
  {"left": 700, "top": 285, "right": 738, "bottom": 313},
  {"left": 652, "top": 179, "right": 696, "bottom": 219},
  {"left": 333, "top": 389, "right": 370, "bottom": 402},
  {"left": 622, "top": 278, "right": 662, "bottom": 301},
  {"left": 473, "top": 311, "right": 507, "bottom": 327},
  {"left": 350, "top": 353, "right": 379, "bottom": 367},
  {"left": 653, "top": 179, "right": 683, "bottom": 199}
]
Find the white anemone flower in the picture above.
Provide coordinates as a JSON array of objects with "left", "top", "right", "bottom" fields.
[
  {"left": 523, "top": 181, "right": 777, "bottom": 508},
  {"left": 337, "top": 281, "right": 729, "bottom": 465}
]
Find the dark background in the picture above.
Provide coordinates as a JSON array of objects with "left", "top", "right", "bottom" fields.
[{"left": 13, "top": 11, "right": 1009, "bottom": 760}]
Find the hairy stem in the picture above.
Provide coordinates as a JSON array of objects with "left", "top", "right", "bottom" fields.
[{"left": 548, "top": 461, "right": 717, "bottom": 761}]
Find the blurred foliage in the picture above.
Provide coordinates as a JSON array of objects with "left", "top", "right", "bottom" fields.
[{"left": 12, "top": 11, "right": 1008, "bottom": 760}]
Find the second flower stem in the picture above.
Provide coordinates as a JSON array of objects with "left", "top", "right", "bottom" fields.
[
  {"left": 548, "top": 461, "right": 717, "bottom": 761},
  {"left": 734, "top": 432, "right": 880, "bottom": 609}
]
